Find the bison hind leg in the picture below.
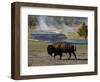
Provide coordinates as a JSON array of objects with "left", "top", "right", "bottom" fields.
[
  {"left": 72, "top": 52, "right": 77, "bottom": 59},
  {"left": 68, "top": 52, "right": 71, "bottom": 60},
  {"left": 59, "top": 53, "right": 62, "bottom": 60}
]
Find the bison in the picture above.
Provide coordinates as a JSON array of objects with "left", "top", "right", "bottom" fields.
[{"left": 47, "top": 41, "right": 77, "bottom": 60}]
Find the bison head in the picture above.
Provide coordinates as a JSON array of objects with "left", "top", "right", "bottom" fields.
[{"left": 47, "top": 45, "right": 55, "bottom": 56}]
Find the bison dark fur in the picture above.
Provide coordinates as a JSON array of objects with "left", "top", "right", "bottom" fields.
[{"left": 47, "top": 42, "right": 77, "bottom": 60}]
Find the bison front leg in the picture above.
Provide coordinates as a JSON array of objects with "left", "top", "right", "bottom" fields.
[
  {"left": 54, "top": 53, "right": 57, "bottom": 59},
  {"left": 54, "top": 53, "right": 62, "bottom": 60}
]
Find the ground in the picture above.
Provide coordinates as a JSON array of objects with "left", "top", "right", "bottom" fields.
[{"left": 28, "top": 40, "right": 87, "bottom": 66}]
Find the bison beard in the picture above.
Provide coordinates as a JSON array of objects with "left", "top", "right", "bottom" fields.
[{"left": 47, "top": 41, "right": 77, "bottom": 60}]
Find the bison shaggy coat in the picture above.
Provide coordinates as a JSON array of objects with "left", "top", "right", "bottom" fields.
[{"left": 47, "top": 41, "right": 77, "bottom": 60}]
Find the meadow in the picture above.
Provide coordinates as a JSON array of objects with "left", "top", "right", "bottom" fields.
[{"left": 28, "top": 39, "right": 87, "bottom": 66}]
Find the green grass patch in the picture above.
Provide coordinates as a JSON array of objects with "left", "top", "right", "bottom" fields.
[
  {"left": 28, "top": 39, "right": 87, "bottom": 53},
  {"left": 28, "top": 39, "right": 48, "bottom": 51}
]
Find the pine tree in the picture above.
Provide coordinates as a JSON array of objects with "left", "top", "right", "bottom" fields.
[{"left": 77, "top": 23, "right": 88, "bottom": 40}]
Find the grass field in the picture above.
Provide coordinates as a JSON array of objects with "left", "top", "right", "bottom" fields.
[
  {"left": 28, "top": 40, "right": 48, "bottom": 51},
  {"left": 28, "top": 40, "right": 88, "bottom": 66}
]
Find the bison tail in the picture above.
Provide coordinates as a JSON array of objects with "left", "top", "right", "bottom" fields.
[{"left": 74, "top": 45, "right": 76, "bottom": 51}]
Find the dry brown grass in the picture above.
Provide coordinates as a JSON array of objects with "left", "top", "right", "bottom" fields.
[{"left": 28, "top": 40, "right": 87, "bottom": 66}]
